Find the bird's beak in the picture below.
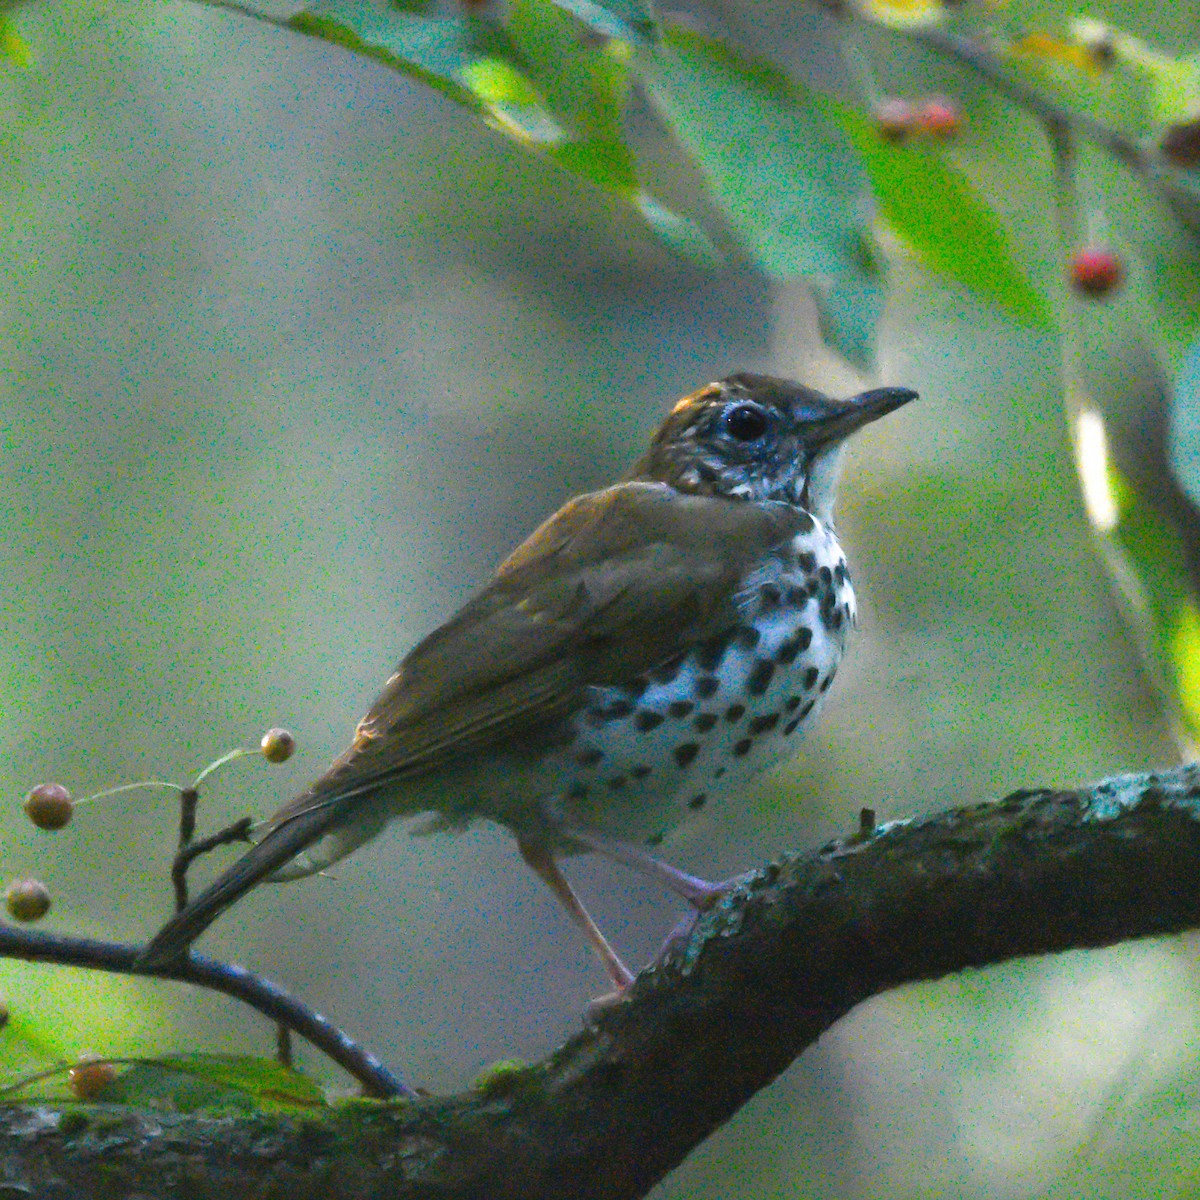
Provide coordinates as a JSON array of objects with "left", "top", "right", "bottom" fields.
[{"left": 807, "top": 386, "right": 918, "bottom": 447}]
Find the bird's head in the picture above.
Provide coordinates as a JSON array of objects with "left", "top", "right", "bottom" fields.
[{"left": 628, "top": 373, "right": 917, "bottom": 521}]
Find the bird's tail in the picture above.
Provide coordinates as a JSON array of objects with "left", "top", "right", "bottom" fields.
[{"left": 135, "top": 797, "right": 352, "bottom": 971}]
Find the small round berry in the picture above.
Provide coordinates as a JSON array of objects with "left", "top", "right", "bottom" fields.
[
  {"left": 68, "top": 1058, "right": 117, "bottom": 1101},
  {"left": 1161, "top": 120, "right": 1200, "bottom": 169},
  {"left": 873, "top": 98, "right": 918, "bottom": 143},
  {"left": 1070, "top": 247, "right": 1123, "bottom": 297},
  {"left": 23, "top": 783, "right": 73, "bottom": 830},
  {"left": 917, "top": 96, "right": 962, "bottom": 139},
  {"left": 261, "top": 727, "right": 296, "bottom": 764},
  {"left": 5, "top": 879, "right": 51, "bottom": 923}
]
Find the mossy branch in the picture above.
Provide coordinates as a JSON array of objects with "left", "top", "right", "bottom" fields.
[{"left": 3, "top": 764, "right": 1200, "bottom": 1199}]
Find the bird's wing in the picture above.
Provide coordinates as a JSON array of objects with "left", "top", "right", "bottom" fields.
[{"left": 270, "top": 482, "right": 803, "bottom": 824}]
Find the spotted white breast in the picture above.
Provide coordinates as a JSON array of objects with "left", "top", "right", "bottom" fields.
[{"left": 534, "top": 518, "right": 856, "bottom": 846}]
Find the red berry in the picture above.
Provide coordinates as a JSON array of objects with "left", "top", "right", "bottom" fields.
[
  {"left": 23, "top": 783, "right": 73, "bottom": 830},
  {"left": 1070, "top": 247, "right": 1123, "bottom": 297},
  {"left": 261, "top": 727, "right": 296, "bottom": 764},
  {"left": 67, "top": 1058, "right": 117, "bottom": 1101},
  {"left": 916, "top": 96, "right": 962, "bottom": 138},
  {"left": 5, "top": 878, "right": 51, "bottom": 922},
  {"left": 873, "top": 98, "right": 918, "bottom": 143}
]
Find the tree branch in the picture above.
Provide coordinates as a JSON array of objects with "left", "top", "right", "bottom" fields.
[{"left": 3, "top": 764, "right": 1200, "bottom": 1199}]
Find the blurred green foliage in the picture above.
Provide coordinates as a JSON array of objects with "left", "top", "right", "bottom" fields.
[{"left": 0, "top": 0, "right": 1197, "bottom": 1197}]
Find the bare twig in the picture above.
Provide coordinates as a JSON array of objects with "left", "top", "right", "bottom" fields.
[
  {"left": 172, "top": 787, "right": 201, "bottom": 912},
  {"left": 175, "top": 805, "right": 294, "bottom": 1071},
  {"left": 171, "top": 816, "right": 255, "bottom": 914},
  {"left": 0, "top": 924, "right": 414, "bottom": 1099}
]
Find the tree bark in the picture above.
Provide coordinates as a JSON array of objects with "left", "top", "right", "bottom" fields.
[{"left": 3, "top": 764, "right": 1200, "bottom": 1200}]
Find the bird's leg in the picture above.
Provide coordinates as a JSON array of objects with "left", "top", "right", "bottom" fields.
[
  {"left": 564, "top": 827, "right": 760, "bottom": 969},
  {"left": 564, "top": 827, "right": 746, "bottom": 911},
  {"left": 517, "top": 839, "right": 635, "bottom": 994}
]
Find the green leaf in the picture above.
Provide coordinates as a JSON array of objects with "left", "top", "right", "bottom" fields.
[
  {"left": 553, "top": 137, "right": 636, "bottom": 189},
  {"left": 1105, "top": 32, "right": 1200, "bottom": 123},
  {"left": 1149, "top": 52, "right": 1200, "bottom": 123},
  {"left": 835, "top": 107, "right": 1052, "bottom": 328},
  {"left": 1064, "top": 138, "right": 1200, "bottom": 365},
  {"left": 292, "top": 0, "right": 710, "bottom": 266},
  {"left": 505, "top": 0, "right": 629, "bottom": 142},
  {"left": 292, "top": 1, "right": 516, "bottom": 104},
  {"left": 1170, "top": 337, "right": 1200, "bottom": 513},
  {"left": 1105, "top": 467, "right": 1200, "bottom": 743},
  {"left": 289, "top": 2, "right": 719, "bottom": 266},
  {"left": 641, "top": 25, "right": 869, "bottom": 278},
  {"left": 639, "top": 24, "right": 881, "bottom": 364},
  {"left": 103, "top": 1055, "right": 327, "bottom": 1114},
  {"left": 0, "top": 961, "right": 171, "bottom": 1078},
  {"left": 544, "top": 0, "right": 652, "bottom": 42},
  {"left": 495, "top": 0, "right": 648, "bottom": 193},
  {"left": 460, "top": 56, "right": 566, "bottom": 144}
]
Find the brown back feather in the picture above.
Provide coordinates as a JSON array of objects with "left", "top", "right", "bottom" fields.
[{"left": 269, "top": 482, "right": 804, "bottom": 827}]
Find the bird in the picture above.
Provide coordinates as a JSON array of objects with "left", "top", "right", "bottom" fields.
[{"left": 138, "top": 373, "right": 916, "bottom": 990}]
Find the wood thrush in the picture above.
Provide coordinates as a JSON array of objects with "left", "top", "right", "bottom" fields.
[{"left": 139, "top": 374, "right": 916, "bottom": 989}]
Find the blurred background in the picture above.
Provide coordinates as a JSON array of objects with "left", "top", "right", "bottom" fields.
[{"left": 1, "top": 1, "right": 1196, "bottom": 1196}]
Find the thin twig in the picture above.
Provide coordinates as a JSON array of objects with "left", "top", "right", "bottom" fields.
[
  {"left": 1048, "top": 119, "right": 1079, "bottom": 258},
  {"left": 0, "top": 924, "right": 414, "bottom": 1099},
  {"left": 173, "top": 787, "right": 201, "bottom": 913},
  {"left": 171, "top": 815, "right": 255, "bottom": 916}
]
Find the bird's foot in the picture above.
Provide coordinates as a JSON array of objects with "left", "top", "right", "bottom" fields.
[
  {"left": 677, "top": 868, "right": 758, "bottom": 912},
  {"left": 652, "top": 869, "right": 758, "bottom": 963}
]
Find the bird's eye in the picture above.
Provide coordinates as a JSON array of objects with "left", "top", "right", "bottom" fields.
[{"left": 722, "top": 403, "right": 768, "bottom": 442}]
